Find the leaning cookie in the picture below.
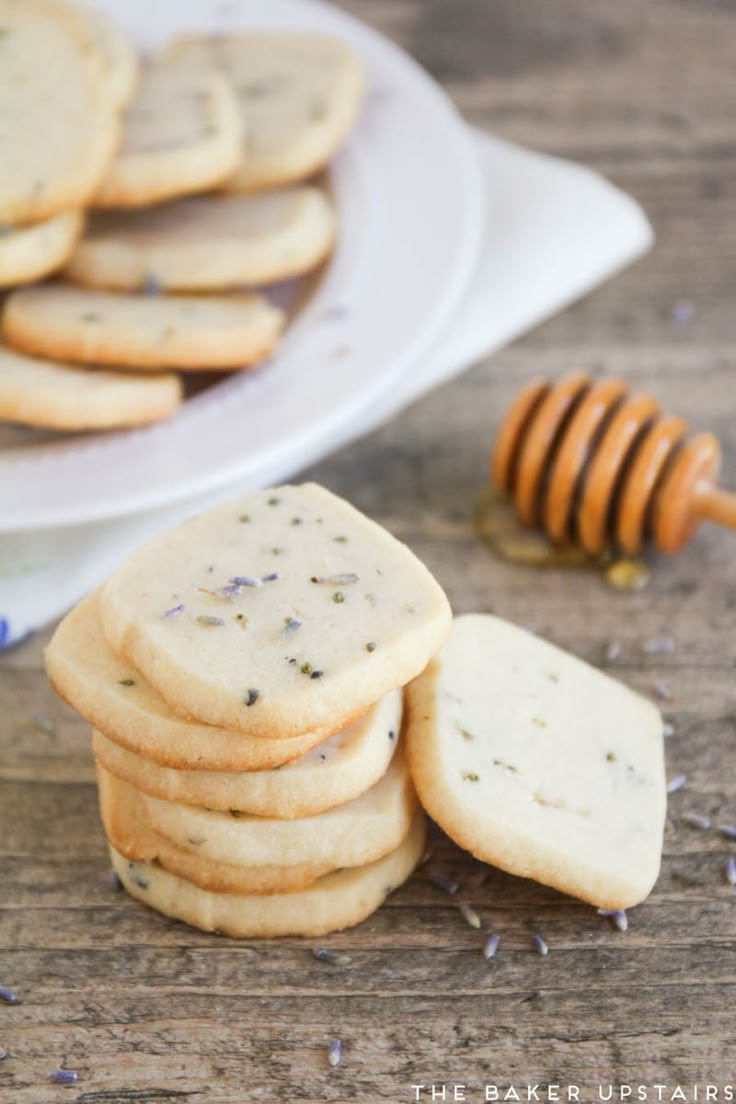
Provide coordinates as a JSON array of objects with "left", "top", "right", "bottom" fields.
[
  {"left": 169, "top": 31, "right": 365, "bottom": 192},
  {"left": 0, "top": 212, "right": 84, "bottom": 288},
  {"left": 110, "top": 811, "right": 426, "bottom": 937},
  {"left": 93, "top": 59, "right": 241, "bottom": 208},
  {"left": 406, "top": 614, "right": 667, "bottom": 909},
  {"left": 65, "top": 188, "right": 336, "bottom": 291},
  {"left": 0, "top": 345, "right": 181, "bottom": 430},
  {"left": 92, "top": 688, "right": 402, "bottom": 818},
  {"left": 99, "top": 768, "right": 334, "bottom": 895},
  {"left": 3, "top": 286, "right": 285, "bottom": 371},
  {"left": 0, "top": 0, "right": 119, "bottom": 223}
]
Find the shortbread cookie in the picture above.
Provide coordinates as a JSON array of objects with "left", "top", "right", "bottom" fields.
[
  {"left": 45, "top": 595, "right": 338, "bottom": 771},
  {"left": 0, "top": 211, "right": 83, "bottom": 287},
  {"left": 93, "top": 689, "right": 402, "bottom": 818},
  {"left": 98, "top": 483, "right": 452, "bottom": 738},
  {"left": 110, "top": 810, "right": 426, "bottom": 937},
  {"left": 65, "top": 188, "right": 336, "bottom": 291},
  {"left": 131, "top": 748, "right": 415, "bottom": 868},
  {"left": 94, "top": 60, "right": 240, "bottom": 208},
  {"left": 99, "top": 768, "right": 333, "bottom": 895},
  {"left": 70, "top": 5, "right": 139, "bottom": 110},
  {"left": 0, "top": 0, "right": 118, "bottom": 223},
  {"left": 169, "top": 32, "right": 364, "bottom": 192},
  {"left": 3, "top": 286, "right": 286, "bottom": 371},
  {"left": 0, "top": 346, "right": 181, "bottom": 430},
  {"left": 406, "top": 614, "right": 667, "bottom": 909}
]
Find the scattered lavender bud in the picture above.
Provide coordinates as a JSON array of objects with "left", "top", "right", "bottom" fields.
[
  {"left": 428, "top": 872, "right": 459, "bottom": 895},
  {"left": 458, "top": 902, "right": 481, "bottom": 930},
  {"left": 681, "top": 812, "right": 711, "bottom": 830},
  {"left": 667, "top": 773, "right": 687, "bottom": 794},
  {"left": 419, "top": 848, "right": 433, "bottom": 867},
  {"left": 532, "top": 933, "right": 549, "bottom": 956},
  {"left": 653, "top": 682, "right": 672, "bottom": 702},
  {"left": 0, "top": 987, "right": 19, "bottom": 1004},
  {"left": 313, "top": 948, "right": 352, "bottom": 967},
  {"left": 229, "top": 575, "right": 262, "bottom": 588},
  {"left": 32, "top": 713, "right": 56, "bottom": 734},
  {"left": 109, "top": 870, "right": 123, "bottom": 891},
  {"left": 327, "top": 1039, "right": 342, "bottom": 1068},
  {"left": 244, "top": 689, "right": 260, "bottom": 707},
  {"left": 50, "top": 1068, "right": 78, "bottom": 1085},
  {"left": 671, "top": 299, "right": 695, "bottom": 325},
  {"left": 604, "top": 640, "right": 621, "bottom": 663},
  {"left": 163, "top": 603, "right": 185, "bottom": 618},
  {"left": 196, "top": 615, "right": 225, "bottom": 627},
  {"left": 483, "top": 934, "right": 501, "bottom": 960},
  {"left": 261, "top": 572, "right": 280, "bottom": 583},
  {"left": 662, "top": 722, "right": 675, "bottom": 739},
  {"left": 283, "top": 618, "right": 302, "bottom": 635},
  {"left": 141, "top": 273, "right": 161, "bottom": 295},
  {"left": 719, "top": 825, "right": 736, "bottom": 841},
  {"left": 642, "top": 634, "right": 676, "bottom": 655},
  {"left": 597, "top": 908, "right": 628, "bottom": 932},
  {"left": 726, "top": 856, "right": 736, "bottom": 887},
  {"left": 0, "top": 1048, "right": 7, "bottom": 1060}
]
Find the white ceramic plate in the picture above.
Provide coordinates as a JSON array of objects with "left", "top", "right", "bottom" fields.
[{"left": 0, "top": 0, "right": 484, "bottom": 532}]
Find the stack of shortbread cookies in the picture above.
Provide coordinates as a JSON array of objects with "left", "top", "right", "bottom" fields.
[
  {"left": 46, "top": 483, "right": 452, "bottom": 937},
  {"left": 0, "top": 0, "right": 364, "bottom": 431}
]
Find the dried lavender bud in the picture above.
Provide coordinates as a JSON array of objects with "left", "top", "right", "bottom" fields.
[
  {"left": 310, "top": 670, "right": 324, "bottom": 680},
  {"left": 662, "top": 722, "right": 675, "bottom": 738},
  {"left": 196, "top": 615, "right": 225, "bottom": 627},
  {"left": 726, "top": 856, "right": 736, "bottom": 887},
  {"left": 458, "top": 902, "right": 481, "bottom": 930},
  {"left": 244, "top": 689, "right": 260, "bottom": 707},
  {"left": 327, "top": 1039, "right": 342, "bottom": 1068},
  {"left": 283, "top": 618, "right": 302, "bottom": 635},
  {"left": 261, "top": 572, "right": 280, "bottom": 583},
  {"left": 483, "top": 934, "right": 501, "bottom": 960},
  {"left": 681, "top": 812, "right": 711, "bottom": 830},
  {"left": 642, "top": 634, "right": 676, "bottom": 655},
  {"left": 163, "top": 603, "right": 185, "bottom": 618},
  {"left": 229, "top": 575, "right": 261, "bottom": 588},
  {"left": 109, "top": 870, "right": 123, "bottom": 892},
  {"left": 597, "top": 908, "right": 628, "bottom": 932},
  {"left": 311, "top": 573, "right": 359, "bottom": 585},
  {"left": 0, "top": 987, "right": 19, "bottom": 1004},
  {"left": 532, "top": 933, "right": 549, "bottom": 956},
  {"left": 50, "top": 1069, "right": 78, "bottom": 1085},
  {"left": 313, "top": 948, "right": 352, "bottom": 967},
  {"left": 719, "top": 825, "right": 736, "bottom": 841},
  {"left": 428, "top": 872, "right": 459, "bottom": 895},
  {"left": 667, "top": 773, "right": 687, "bottom": 794},
  {"left": 653, "top": 682, "right": 672, "bottom": 702}
]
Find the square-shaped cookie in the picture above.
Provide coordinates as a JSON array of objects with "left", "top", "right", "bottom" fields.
[
  {"left": 97, "top": 483, "right": 451, "bottom": 738},
  {"left": 406, "top": 614, "right": 666, "bottom": 908}
]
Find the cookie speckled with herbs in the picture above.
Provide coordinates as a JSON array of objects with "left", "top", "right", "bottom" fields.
[
  {"left": 3, "top": 285, "right": 285, "bottom": 372},
  {"left": 107, "top": 811, "right": 426, "bottom": 939},
  {"left": 92, "top": 687, "right": 402, "bottom": 819},
  {"left": 168, "top": 32, "right": 365, "bottom": 193},
  {"left": 97, "top": 483, "right": 451, "bottom": 739},
  {"left": 93, "top": 58, "right": 241, "bottom": 208},
  {"left": 0, "top": 0, "right": 119, "bottom": 224},
  {"left": 45, "top": 595, "right": 332, "bottom": 771},
  {"left": 65, "top": 188, "right": 337, "bottom": 292},
  {"left": 103, "top": 746, "right": 415, "bottom": 871},
  {"left": 405, "top": 614, "right": 666, "bottom": 910}
]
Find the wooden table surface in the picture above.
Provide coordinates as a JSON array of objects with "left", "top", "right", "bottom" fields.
[{"left": 3, "top": 1, "right": 736, "bottom": 1100}]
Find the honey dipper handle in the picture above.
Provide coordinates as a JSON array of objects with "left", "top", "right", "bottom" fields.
[{"left": 696, "top": 483, "right": 736, "bottom": 530}]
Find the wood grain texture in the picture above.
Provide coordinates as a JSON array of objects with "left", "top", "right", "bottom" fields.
[{"left": 2, "top": 1, "right": 735, "bottom": 1100}]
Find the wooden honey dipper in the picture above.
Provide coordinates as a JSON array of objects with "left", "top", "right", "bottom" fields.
[{"left": 491, "top": 373, "right": 736, "bottom": 554}]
